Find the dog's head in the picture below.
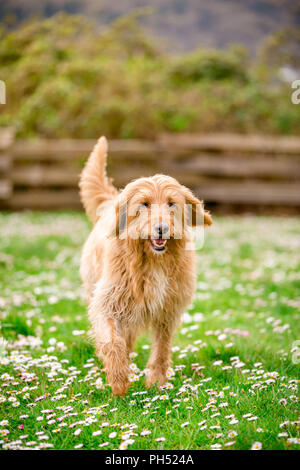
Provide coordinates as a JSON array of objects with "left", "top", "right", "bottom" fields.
[{"left": 111, "top": 174, "right": 212, "bottom": 255}]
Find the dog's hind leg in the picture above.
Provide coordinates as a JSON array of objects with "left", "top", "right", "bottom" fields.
[{"left": 124, "top": 329, "right": 137, "bottom": 356}]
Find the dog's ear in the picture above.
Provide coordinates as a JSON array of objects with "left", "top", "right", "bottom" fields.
[{"left": 183, "top": 187, "right": 212, "bottom": 227}]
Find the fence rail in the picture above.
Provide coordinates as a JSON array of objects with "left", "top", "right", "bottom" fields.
[{"left": 1, "top": 128, "right": 300, "bottom": 211}]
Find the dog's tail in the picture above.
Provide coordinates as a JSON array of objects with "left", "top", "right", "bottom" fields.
[{"left": 79, "top": 136, "right": 118, "bottom": 224}]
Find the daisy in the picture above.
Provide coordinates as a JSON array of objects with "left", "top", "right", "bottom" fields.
[
  {"left": 251, "top": 442, "right": 262, "bottom": 450},
  {"left": 99, "top": 442, "right": 110, "bottom": 447},
  {"left": 211, "top": 443, "right": 222, "bottom": 450},
  {"left": 160, "top": 395, "right": 169, "bottom": 400},
  {"left": 181, "top": 422, "right": 189, "bottom": 428}
]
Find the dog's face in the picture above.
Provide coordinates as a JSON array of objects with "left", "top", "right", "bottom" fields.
[{"left": 112, "top": 174, "right": 212, "bottom": 255}]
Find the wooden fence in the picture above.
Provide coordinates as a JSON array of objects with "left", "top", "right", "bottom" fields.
[{"left": 1, "top": 128, "right": 300, "bottom": 211}]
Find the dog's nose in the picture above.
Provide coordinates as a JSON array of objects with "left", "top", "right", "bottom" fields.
[{"left": 154, "top": 222, "right": 169, "bottom": 237}]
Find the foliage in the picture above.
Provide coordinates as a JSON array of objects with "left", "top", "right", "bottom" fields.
[
  {"left": 0, "top": 13, "right": 299, "bottom": 138},
  {"left": 259, "top": 28, "right": 300, "bottom": 69},
  {"left": 0, "top": 212, "right": 299, "bottom": 450}
]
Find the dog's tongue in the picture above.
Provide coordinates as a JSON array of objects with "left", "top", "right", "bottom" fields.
[{"left": 153, "top": 238, "right": 165, "bottom": 246}]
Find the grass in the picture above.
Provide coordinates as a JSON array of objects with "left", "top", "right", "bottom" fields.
[{"left": 0, "top": 211, "right": 299, "bottom": 450}]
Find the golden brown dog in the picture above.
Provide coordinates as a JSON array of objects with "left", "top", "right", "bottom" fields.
[{"left": 79, "top": 136, "right": 212, "bottom": 396}]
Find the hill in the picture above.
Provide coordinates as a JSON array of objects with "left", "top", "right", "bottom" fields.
[{"left": 1, "top": 0, "right": 299, "bottom": 53}]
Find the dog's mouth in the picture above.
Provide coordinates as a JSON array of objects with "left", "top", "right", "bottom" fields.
[{"left": 149, "top": 238, "right": 168, "bottom": 252}]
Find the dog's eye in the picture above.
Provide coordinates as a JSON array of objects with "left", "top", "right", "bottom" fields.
[
  {"left": 168, "top": 201, "right": 175, "bottom": 207},
  {"left": 141, "top": 202, "right": 149, "bottom": 208}
]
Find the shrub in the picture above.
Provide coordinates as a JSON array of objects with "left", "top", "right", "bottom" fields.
[{"left": 0, "top": 12, "right": 299, "bottom": 137}]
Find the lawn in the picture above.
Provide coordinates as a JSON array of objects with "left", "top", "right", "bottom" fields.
[{"left": 0, "top": 212, "right": 299, "bottom": 450}]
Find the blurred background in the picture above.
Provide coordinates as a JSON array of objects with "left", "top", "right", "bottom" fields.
[{"left": 0, "top": 0, "right": 300, "bottom": 214}]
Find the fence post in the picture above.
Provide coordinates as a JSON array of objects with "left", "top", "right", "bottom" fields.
[{"left": 0, "top": 127, "right": 15, "bottom": 209}]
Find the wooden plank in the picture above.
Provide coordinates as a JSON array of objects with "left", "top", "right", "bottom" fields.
[
  {"left": 0, "top": 127, "right": 15, "bottom": 151},
  {"left": 112, "top": 170, "right": 205, "bottom": 188},
  {"left": 12, "top": 139, "right": 161, "bottom": 159},
  {"left": 9, "top": 155, "right": 300, "bottom": 189},
  {"left": 159, "top": 133, "right": 300, "bottom": 155},
  {"left": 193, "top": 182, "right": 300, "bottom": 205},
  {"left": 0, "top": 154, "right": 12, "bottom": 173},
  {"left": 166, "top": 154, "right": 300, "bottom": 179},
  {"left": 9, "top": 181, "right": 300, "bottom": 208},
  {"left": 0, "top": 180, "right": 12, "bottom": 200},
  {"left": 12, "top": 164, "right": 160, "bottom": 188},
  {"left": 9, "top": 190, "right": 81, "bottom": 209},
  {"left": 12, "top": 166, "right": 80, "bottom": 187}
]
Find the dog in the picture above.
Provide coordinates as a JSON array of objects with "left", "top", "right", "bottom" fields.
[{"left": 79, "top": 136, "right": 212, "bottom": 396}]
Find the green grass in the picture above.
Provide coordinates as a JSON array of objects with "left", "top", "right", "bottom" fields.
[{"left": 0, "top": 212, "right": 299, "bottom": 450}]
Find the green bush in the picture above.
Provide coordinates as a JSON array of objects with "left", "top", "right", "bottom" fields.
[{"left": 0, "top": 12, "right": 299, "bottom": 138}]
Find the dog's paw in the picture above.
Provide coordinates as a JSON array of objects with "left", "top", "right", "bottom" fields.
[
  {"left": 145, "top": 369, "right": 167, "bottom": 388},
  {"left": 107, "top": 370, "right": 129, "bottom": 396},
  {"left": 111, "top": 380, "right": 128, "bottom": 397}
]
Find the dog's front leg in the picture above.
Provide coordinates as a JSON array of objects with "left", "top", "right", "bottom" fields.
[
  {"left": 99, "top": 327, "right": 129, "bottom": 397},
  {"left": 146, "top": 320, "right": 175, "bottom": 388},
  {"left": 90, "top": 307, "right": 129, "bottom": 396}
]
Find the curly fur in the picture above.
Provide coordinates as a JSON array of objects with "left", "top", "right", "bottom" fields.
[{"left": 79, "top": 136, "right": 212, "bottom": 396}]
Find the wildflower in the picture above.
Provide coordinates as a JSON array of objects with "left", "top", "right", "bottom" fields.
[
  {"left": 211, "top": 443, "right": 222, "bottom": 450},
  {"left": 166, "top": 367, "right": 175, "bottom": 378},
  {"left": 279, "top": 398, "right": 287, "bottom": 406},
  {"left": 248, "top": 416, "right": 258, "bottom": 421},
  {"left": 251, "top": 442, "right": 262, "bottom": 450},
  {"left": 129, "top": 352, "right": 138, "bottom": 359},
  {"left": 287, "top": 438, "right": 300, "bottom": 444},
  {"left": 229, "top": 418, "right": 239, "bottom": 425},
  {"left": 95, "top": 378, "right": 104, "bottom": 390},
  {"left": 128, "top": 374, "right": 137, "bottom": 382},
  {"left": 160, "top": 395, "right": 169, "bottom": 400},
  {"left": 181, "top": 422, "right": 189, "bottom": 428}
]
